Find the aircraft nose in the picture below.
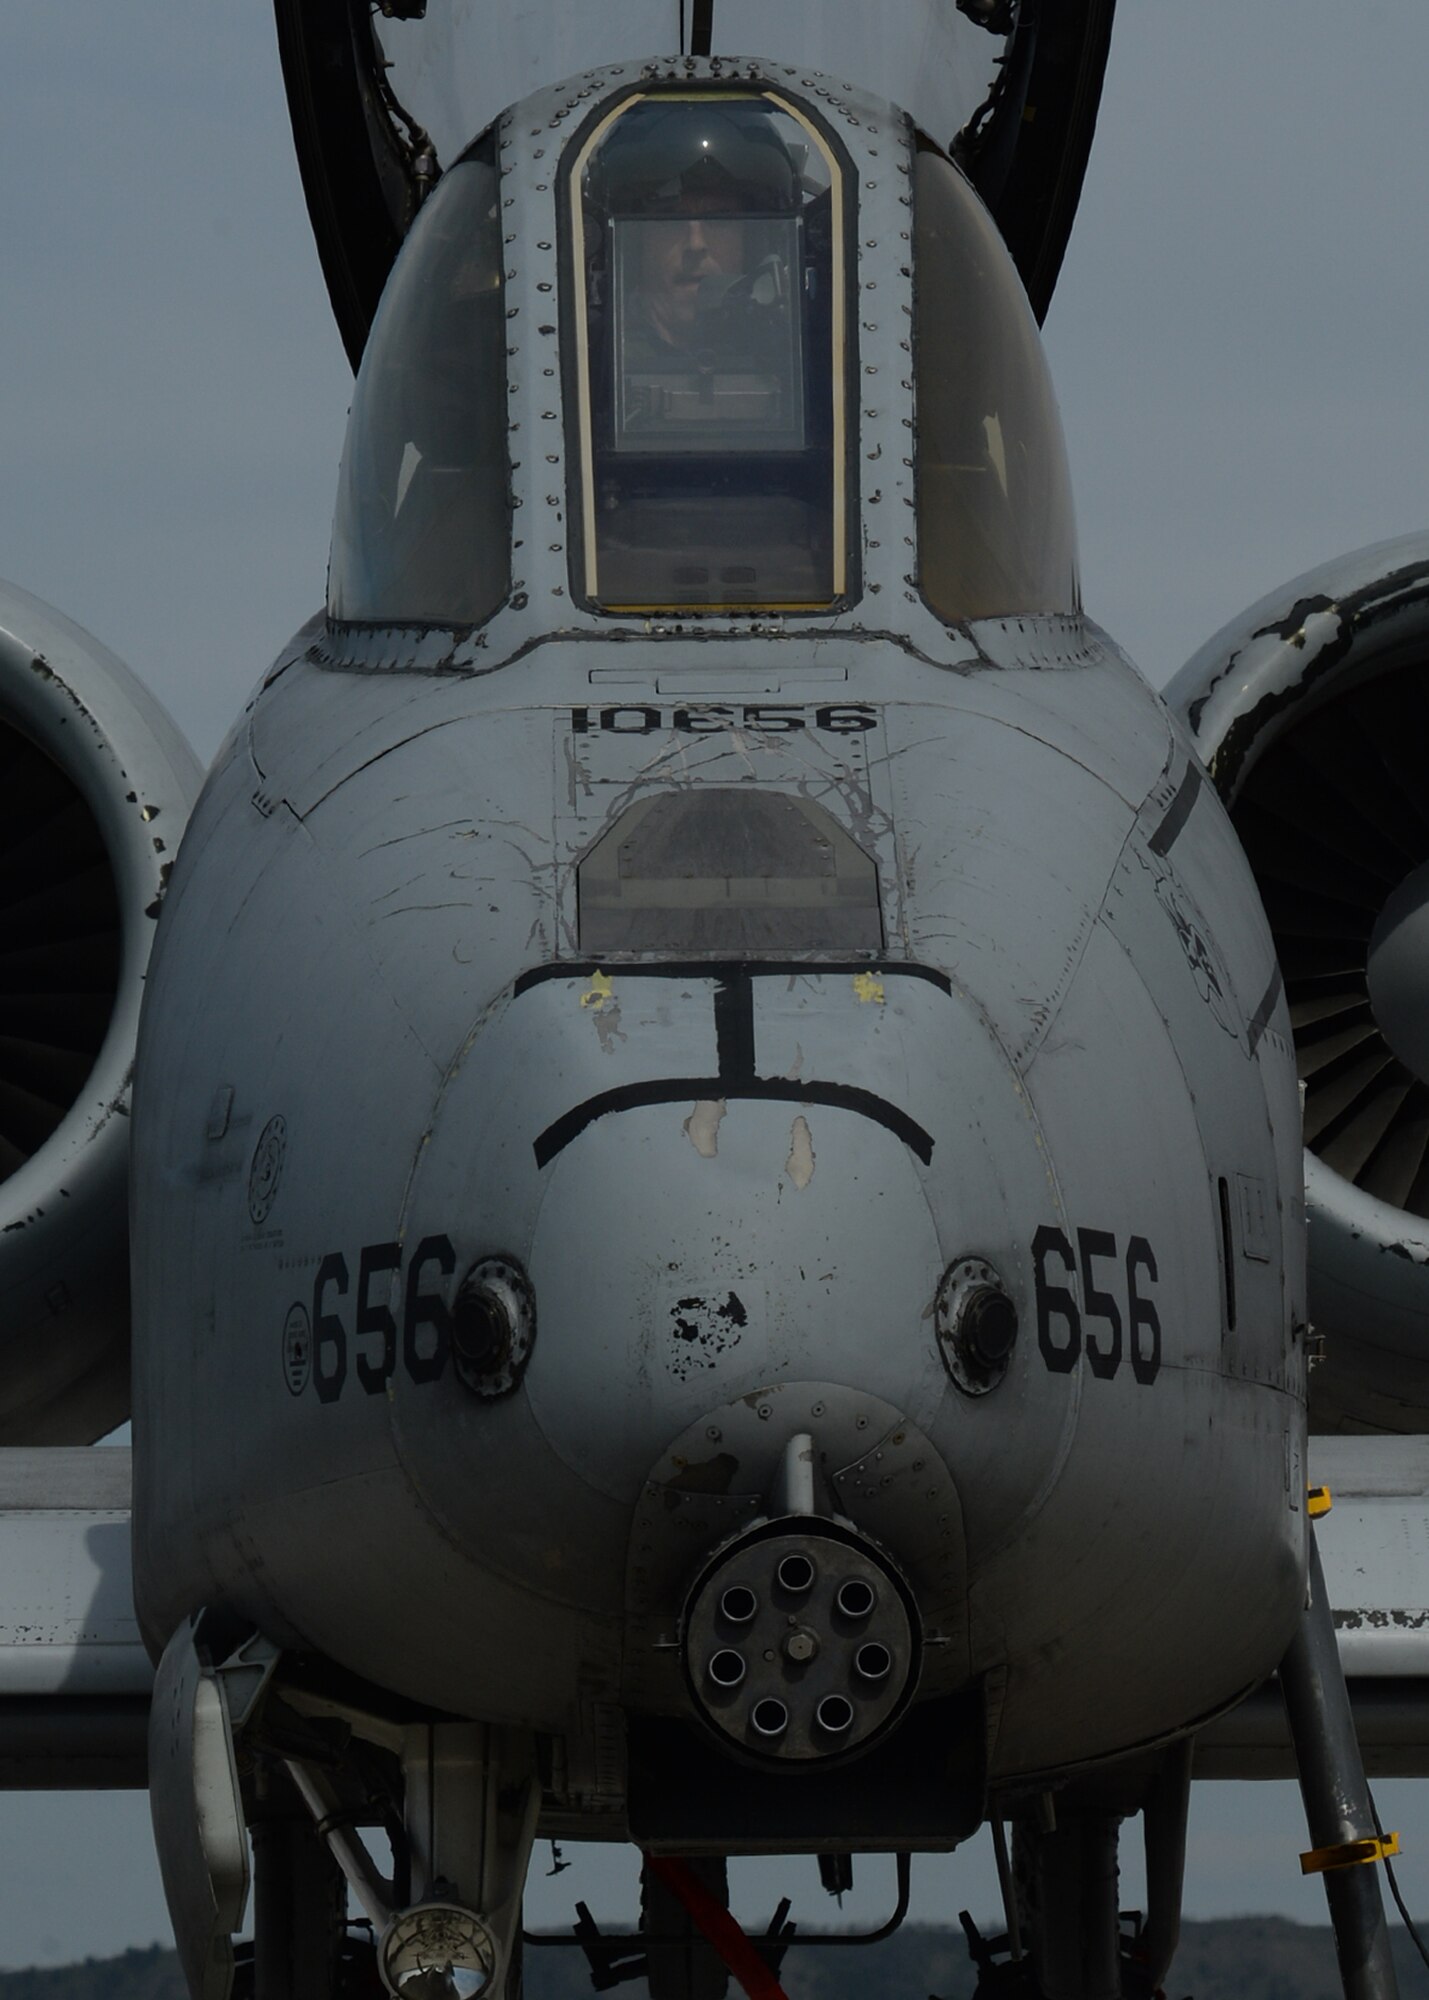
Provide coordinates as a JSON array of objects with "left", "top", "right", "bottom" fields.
[
  {"left": 524, "top": 1086, "right": 948, "bottom": 1504},
  {"left": 508, "top": 961, "right": 1047, "bottom": 1509},
  {"left": 390, "top": 956, "right": 1058, "bottom": 1632}
]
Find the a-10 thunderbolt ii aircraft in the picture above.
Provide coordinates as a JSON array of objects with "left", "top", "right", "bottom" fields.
[{"left": 7, "top": 4, "right": 1429, "bottom": 1998}]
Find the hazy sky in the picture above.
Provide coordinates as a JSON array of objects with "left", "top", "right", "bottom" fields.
[{"left": 4, "top": 0, "right": 1429, "bottom": 1973}]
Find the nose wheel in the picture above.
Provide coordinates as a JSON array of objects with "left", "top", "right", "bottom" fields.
[{"left": 640, "top": 1855, "right": 732, "bottom": 2000}]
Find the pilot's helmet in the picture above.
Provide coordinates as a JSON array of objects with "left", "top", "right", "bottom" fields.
[{"left": 588, "top": 98, "right": 803, "bottom": 220}]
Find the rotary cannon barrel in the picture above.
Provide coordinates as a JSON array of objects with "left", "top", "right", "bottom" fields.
[{"left": 682, "top": 1517, "right": 920, "bottom": 1764}]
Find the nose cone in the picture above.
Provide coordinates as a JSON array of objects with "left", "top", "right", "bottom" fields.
[
  {"left": 1367, "top": 858, "right": 1429, "bottom": 1079},
  {"left": 392, "top": 959, "right": 1064, "bottom": 1656},
  {"left": 525, "top": 1088, "right": 946, "bottom": 1501},
  {"left": 505, "top": 961, "right": 1052, "bottom": 1510}
]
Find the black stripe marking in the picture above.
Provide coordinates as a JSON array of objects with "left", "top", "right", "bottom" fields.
[
  {"left": 690, "top": 0, "right": 713, "bottom": 54},
  {"left": 513, "top": 959, "right": 953, "bottom": 998},
  {"left": 533, "top": 1079, "right": 935, "bottom": 1170},
  {"left": 1247, "top": 963, "right": 1284, "bottom": 1056},
  {"left": 523, "top": 957, "right": 943, "bottom": 1167},
  {"left": 1148, "top": 763, "right": 1203, "bottom": 858},
  {"left": 713, "top": 969, "right": 755, "bottom": 1080}
]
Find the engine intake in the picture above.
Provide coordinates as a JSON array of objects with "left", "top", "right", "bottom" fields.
[
  {"left": 1166, "top": 534, "right": 1429, "bottom": 1429},
  {"left": 0, "top": 583, "right": 199, "bottom": 1441}
]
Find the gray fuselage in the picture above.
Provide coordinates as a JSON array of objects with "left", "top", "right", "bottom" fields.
[{"left": 130, "top": 61, "right": 1308, "bottom": 1838}]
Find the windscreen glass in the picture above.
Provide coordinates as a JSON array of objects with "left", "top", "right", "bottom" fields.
[
  {"left": 328, "top": 139, "right": 509, "bottom": 627},
  {"left": 569, "top": 93, "right": 849, "bottom": 613},
  {"left": 914, "top": 145, "right": 1079, "bottom": 623}
]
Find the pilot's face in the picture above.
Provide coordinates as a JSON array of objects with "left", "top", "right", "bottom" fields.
[{"left": 641, "top": 214, "right": 745, "bottom": 338}]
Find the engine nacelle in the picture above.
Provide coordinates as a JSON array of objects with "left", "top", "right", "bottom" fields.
[
  {"left": 1166, "top": 533, "right": 1429, "bottom": 1431},
  {"left": 0, "top": 583, "right": 200, "bottom": 1441}
]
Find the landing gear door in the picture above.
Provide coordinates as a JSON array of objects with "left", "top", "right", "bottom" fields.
[{"left": 148, "top": 1613, "right": 251, "bottom": 2000}]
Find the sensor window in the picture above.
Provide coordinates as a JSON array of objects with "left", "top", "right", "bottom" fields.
[{"left": 578, "top": 789, "right": 882, "bottom": 954}]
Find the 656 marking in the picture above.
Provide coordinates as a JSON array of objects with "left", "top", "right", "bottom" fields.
[
  {"left": 1032, "top": 1225, "right": 1161, "bottom": 1384},
  {"left": 284, "top": 1235, "right": 456, "bottom": 1402}
]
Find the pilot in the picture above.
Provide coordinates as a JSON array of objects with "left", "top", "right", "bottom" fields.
[
  {"left": 589, "top": 102, "right": 807, "bottom": 439},
  {"left": 579, "top": 94, "right": 834, "bottom": 605},
  {"left": 626, "top": 201, "right": 749, "bottom": 359}
]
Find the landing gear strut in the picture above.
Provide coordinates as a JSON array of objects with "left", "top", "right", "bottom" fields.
[
  {"left": 962, "top": 1746, "right": 1192, "bottom": 1999},
  {"left": 1280, "top": 1517, "right": 1400, "bottom": 2000}
]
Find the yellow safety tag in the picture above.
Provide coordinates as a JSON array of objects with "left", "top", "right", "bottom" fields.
[
  {"left": 1307, "top": 1485, "right": 1332, "bottom": 1518},
  {"left": 1300, "top": 1831, "right": 1399, "bottom": 1876}
]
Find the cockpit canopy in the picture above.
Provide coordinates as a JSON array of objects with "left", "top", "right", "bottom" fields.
[
  {"left": 569, "top": 92, "right": 847, "bottom": 612},
  {"left": 277, "top": 3, "right": 1115, "bottom": 368},
  {"left": 913, "top": 140, "right": 1078, "bottom": 623},
  {"left": 328, "top": 133, "right": 509, "bottom": 628},
  {"left": 597, "top": 100, "right": 809, "bottom": 458},
  {"left": 326, "top": 76, "right": 1078, "bottom": 635}
]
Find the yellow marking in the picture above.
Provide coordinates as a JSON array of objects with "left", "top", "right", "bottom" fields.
[
  {"left": 852, "top": 972, "right": 885, "bottom": 1005},
  {"left": 1307, "top": 1485, "right": 1333, "bottom": 1518},
  {"left": 580, "top": 971, "right": 615, "bottom": 1012},
  {"left": 1301, "top": 1831, "right": 1399, "bottom": 1876}
]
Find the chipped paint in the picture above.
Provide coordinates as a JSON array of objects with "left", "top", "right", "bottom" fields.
[
  {"left": 572, "top": 960, "right": 624, "bottom": 1056},
  {"left": 662, "top": 1451, "right": 739, "bottom": 1498},
  {"left": 666, "top": 1295, "right": 748, "bottom": 1380},
  {"left": 590, "top": 994, "right": 625, "bottom": 1055},
  {"left": 683, "top": 1099, "right": 726, "bottom": 1158},
  {"left": 1174, "top": 549, "right": 1429, "bottom": 799},
  {"left": 852, "top": 972, "right": 885, "bottom": 1004},
  {"left": 1334, "top": 1607, "right": 1429, "bottom": 1632},
  {"left": 785, "top": 1116, "right": 816, "bottom": 1190}
]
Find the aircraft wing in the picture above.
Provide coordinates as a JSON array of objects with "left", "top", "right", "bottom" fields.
[
  {"left": 1198, "top": 1437, "right": 1429, "bottom": 1779},
  {"left": 2, "top": 1437, "right": 1425, "bottom": 1788},
  {"left": 0, "top": 1449, "right": 149, "bottom": 1788}
]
